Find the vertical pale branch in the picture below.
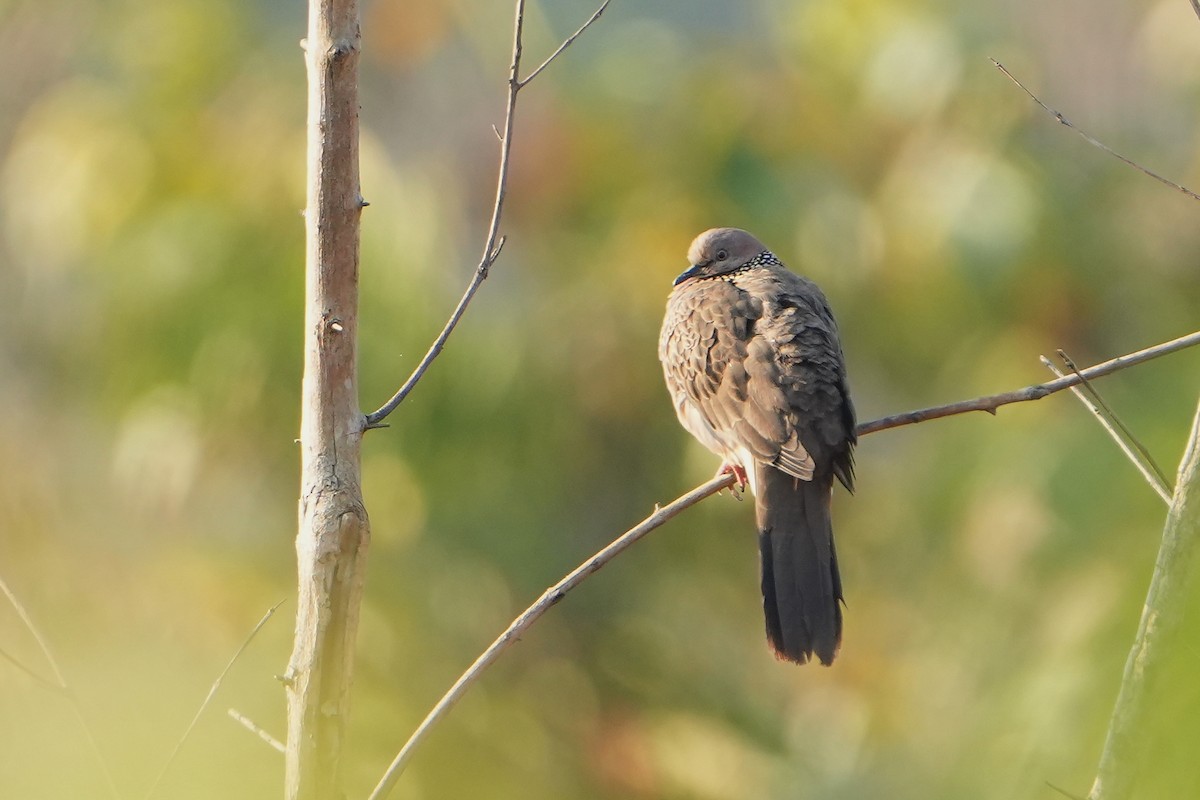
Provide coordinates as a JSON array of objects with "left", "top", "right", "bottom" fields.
[
  {"left": 286, "top": 0, "right": 369, "bottom": 798},
  {"left": 1089, "top": 398, "right": 1200, "bottom": 800}
]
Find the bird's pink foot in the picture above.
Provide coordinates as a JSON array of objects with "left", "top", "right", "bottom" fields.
[{"left": 717, "top": 462, "right": 748, "bottom": 500}]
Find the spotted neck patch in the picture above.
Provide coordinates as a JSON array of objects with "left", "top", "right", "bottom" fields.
[{"left": 708, "top": 249, "right": 782, "bottom": 282}]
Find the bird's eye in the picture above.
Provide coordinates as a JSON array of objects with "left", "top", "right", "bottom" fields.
[{"left": 715, "top": 249, "right": 729, "bottom": 261}]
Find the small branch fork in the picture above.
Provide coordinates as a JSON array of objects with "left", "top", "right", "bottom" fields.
[
  {"left": 990, "top": 59, "right": 1200, "bottom": 202},
  {"left": 364, "top": 0, "right": 611, "bottom": 427},
  {"left": 368, "top": 329, "right": 1200, "bottom": 797}
]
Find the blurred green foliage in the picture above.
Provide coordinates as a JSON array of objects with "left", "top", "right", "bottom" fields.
[{"left": 2, "top": 0, "right": 1200, "bottom": 797}]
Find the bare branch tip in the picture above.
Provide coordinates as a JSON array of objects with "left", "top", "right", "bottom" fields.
[
  {"left": 991, "top": 59, "right": 1015, "bottom": 81},
  {"left": 1045, "top": 781, "right": 1086, "bottom": 800},
  {"left": 1057, "top": 350, "right": 1080, "bottom": 371}
]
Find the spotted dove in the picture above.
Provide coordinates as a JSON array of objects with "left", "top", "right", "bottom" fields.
[{"left": 659, "top": 228, "right": 856, "bottom": 665}]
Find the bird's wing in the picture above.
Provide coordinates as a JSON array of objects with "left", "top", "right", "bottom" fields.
[
  {"left": 756, "top": 271, "right": 857, "bottom": 491},
  {"left": 660, "top": 279, "right": 817, "bottom": 482}
]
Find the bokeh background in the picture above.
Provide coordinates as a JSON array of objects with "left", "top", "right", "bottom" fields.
[{"left": 3, "top": 0, "right": 1200, "bottom": 797}]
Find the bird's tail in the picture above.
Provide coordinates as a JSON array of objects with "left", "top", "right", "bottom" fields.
[{"left": 755, "top": 462, "right": 843, "bottom": 665}]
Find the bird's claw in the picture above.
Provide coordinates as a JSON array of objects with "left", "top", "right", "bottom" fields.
[{"left": 717, "top": 462, "right": 748, "bottom": 500}]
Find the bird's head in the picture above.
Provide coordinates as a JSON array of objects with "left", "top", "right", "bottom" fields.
[{"left": 675, "top": 227, "right": 771, "bottom": 286}]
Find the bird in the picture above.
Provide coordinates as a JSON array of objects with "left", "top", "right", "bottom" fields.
[{"left": 659, "top": 227, "right": 856, "bottom": 665}]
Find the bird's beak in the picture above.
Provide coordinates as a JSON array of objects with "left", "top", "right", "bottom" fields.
[{"left": 673, "top": 264, "right": 703, "bottom": 286}]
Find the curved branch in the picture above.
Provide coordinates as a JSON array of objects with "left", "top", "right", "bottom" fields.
[{"left": 365, "top": 473, "right": 734, "bottom": 800}]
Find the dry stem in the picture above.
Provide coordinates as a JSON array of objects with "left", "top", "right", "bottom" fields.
[{"left": 287, "top": 0, "right": 370, "bottom": 797}]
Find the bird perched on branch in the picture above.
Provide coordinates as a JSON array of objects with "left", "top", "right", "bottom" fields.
[{"left": 659, "top": 228, "right": 856, "bottom": 665}]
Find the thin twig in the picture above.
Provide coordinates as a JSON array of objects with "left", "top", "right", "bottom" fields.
[
  {"left": 0, "top": 642, "right": 62, "bottom": 691},
  {"left": 1047, "top": 781, "right": 1088, "bottom": 800},
  {"left": 1041, "top": 353, "right": 1172, "bottom": 504},
  {"left": 227, "top": 709, "right": 286, "bottom": 754},
  {"left": 366, "top": 472, "right": 734, "bottom": 800},
  {"left": 1057, "top": 350, "right": 1172, "bottom": 491},
  {"left": 1089, "top": 399, "right": 1200, "bottom": 799},
  {"left": 0, "top": 575, "right": 69, "bottom": 689},
  {"left": 991, "top": 59, "right": 1200, "bottom": 202},
  {"left": 519, "top": 0, "right": 611, "bottom": 87},
  {"left": 0, "top": 573, "right": 122, "bottom": 800},
  {"left": 859, "top": 330, "right": 1200, "bottom": 435},
  {"left": 1192, "top": 0, "right": 1200, "bottom": 24},
  {"left": 145, "top": 599, "right": 286, "bottom": 800},
  {"left": 365, "top": 0, "right": 610, "bottom": 426},
  {"left": 370, "top": 329, "right": 1200, "bottom": 795}
]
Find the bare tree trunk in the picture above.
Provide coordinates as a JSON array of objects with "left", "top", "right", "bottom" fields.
[
  {"left": 1089, "top": 398, "right": 1200, "bottom": 800},
  {"left": 286, "top": 0, "right": 369, "bottom": 798}
]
